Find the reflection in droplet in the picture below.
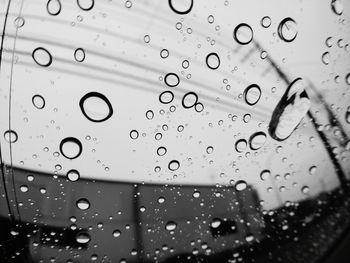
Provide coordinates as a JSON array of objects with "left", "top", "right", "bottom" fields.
[
  {"left": 79, "top": 92, "right": 113, "bottom": 122},
  {"left": 67, "top": 169, "right": 80, "bottom": 182},
  {"left": 60, "top": 137, "right": 82, "bottom": 159},
  {"left": 168, "top": 0, "right": 193, "bottom": 15},
  {"left": 235, "top": 139, "right": 247, "bottom": 153},
  {"left": 235, "top": 180, "right": 247, "bottom": 191},
  {"left": 168, "top": 160, "right": 180, "bottom": 171},
  {"left": 76, "top": 198, "right": 90, "bottom": 210},
  {"left": 165, "top": 221, "right": 177, "bottom": 231},
  {"left": 32, "top": 95, "right": 45, "bottom": 109},
  {"left": 233, "top": 23, "right": 253, "bottom": 45},
  {"left": 74, "top": 48, "right": 85, "bottom": 62},
  {"left": 32, "top": 47, "right": 52, "bottom": 67},
  {"left": 205, "top": 52, "right": 220, "bottom": 70},
  {"left": 76, "top": 232, "right": 91, "bottom": 244},
  {"left": 249, "top": 132, "right": 267, "bottom": 150},
  {"left": 331, "top": 0, "right": 343, "bottom": 16},
  {"left": 244, "top": 84, "right": 261, "bottom": 106},
  {"left": 278, "top": 18, "right": 297, "bottom": 42},
  {"left": 47, "top": 0, "right": 62, "bottom": 16},
  {"left": 4, "top": 130, "right": 18, "bottom": 143}
]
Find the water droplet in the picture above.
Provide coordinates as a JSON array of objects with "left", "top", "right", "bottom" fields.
[
  {"left": 168, "top": 0, "right": 193, "bottom": 15},
  {"left": 4, "top": 130, "right": 18, "bottom": 143},
  {"left": 345, "top": 73, "right": 350, "bottom": 85},
  {"left": 157, "top": 146, "right": 167, "bottom": 156},
  {"left": 145, "top": 110, "right": 154, "bottom": 120},
  {"left": 76, "top": 198, "right": 90, "bottom": 210},
  {"left": 244, "top": 84, "right": 261, "bottom": 106},
  {"left": 32, "top": 94, "right": 45, "bottom": 109},
  {"left": 235, "top": 139, "right": 247, "bottom": 153},
  {"left": 130, "top": 130, "right": 139, "bottom": 140},
  {"left": 331, "top": 0, "right": 343, "bottom": 15},
  {"left": 20, "top": 185, "right": 28, "bottom": 193},
  {"left": 79, "top": 92, "right": 113, "bottom": 122},
  {"left": 192, "top": 190, "right": 200, "bottom": 198},
  {"left": 164, "top": 73, "right": 180, "bottom": 87},
  {"left": 261, "top": 16, "right": 271, "bottom": 28},
  {"left": 325, "top": 37, "right": 334, "bottom": 48},
  {"left": 235, "top": 180, "right": 247, "bottom": 191},
  {"left": 182, "top": 92, "right": 198, "bottom": 109},
  {"left": 47, "top": 0, "right": 62, "bottom": 16},
  {"left": 67, "top": 169, "right": 80, "bottom": 182},
  {"left": 144, "top": 34, "right": 150, "bottom": 43},
  {"left": 243, "top": 113, "right": 251, "bottom": 123},
  {"left": 159, "top": 91, "right": 174, "bottom": 104},
  {"left": 27, "top": 175, "right": 34, "bottom": 182},
  {"left": 74, "top": 48, "right": 85, "bottom": 62},
  {"left": 14, "top": 16, "right": 25, "bottom": 28},
  {"left": 168, "top": 160, "right": 180, "bottom": 171},
  {"left": 249, "top": 132, "right": 267, "bottom": 150},
  {"left": 245, "top": 234, "right": 254, "bottom": 242},
  {"left": 346, "top": 109, "right": 350, "bottom": 124},
  {"left": 210, "top": 218, "right": 222, "bottom": 228},
  {"left": 207, "top": 15, "right": 214, "bottom": 24},
  {"left": 165, "top": 221, "right": 177, "bottom": 231},
  {"left": 322, "top": 52, "right": 330, "bottom": 65},
  {"left": 182, "top": 60, "right": 189, "bottom": 69},
  {"left": 158, "top": 196, "right": 165, "bottom": 203},
  {"left": 77, "top": 0, "right": 94, "bottom": 11},
  {"left": 195, "top": 102, "right": 204, "bottom": 112},
  {"left": 76, "top": 232, "right": 91, "bottom": 244},
  {"left": 206, "top": 146, "right": 214, "bottom": 154},
  {"left": 269, "top": 78, "right": 310, "bottom": 141},
  {"left": 278, "top": 18, "right": 297, "bottom": 42},
  {"left": 160, "top": 49, "right": 169, "bottom": 59},
  {"left": 301, "top": 186, "right": 310, "bottom": 195},
  {"left": 32, "top": 47, "right": 52, "bottom": 67},
  {"left": 113, "top": 229, "right": 121, "bottom": 237},
  {"left": 205, "top": 52, "right": 220, "bottom": 70},
  {"left": 260, "top": 170, "right": 270, "bottom": 181},
  {"left": 233, "top": 23, "right": 253, "bottom": 45},
  {"left": 60, "top": 137, "right": 82, "bottom": 159}
]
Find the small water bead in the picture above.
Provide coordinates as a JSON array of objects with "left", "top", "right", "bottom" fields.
[
  {"left": 40, "top": 187, "right": 47, "bottom": 194},
  {"left": 159, "top": 91, "right": 174, "bottom": 104},
  {"left": 168, "top": 0, "right": 193, "bottom": 15},
  {"left": 158, "top": 196, "right": 165, "bottom": 204},
  {"left": 346, "top": 109, "right": 350, "bottom": 124},
  {"left": 14, "top": 16, "right": 25, "bottom": 28},
  {"left": 205, "top": 52, "right": 220, "bottom": 70},
  {"left": 76, "top": 198, "right": 90, "bottom": 210},
  {"left": 164, "top": 73, "right": 180, "bottom": 87},
  {"left": 32, "top": 47, "right": 52, "bottom": 67},
  {"left": 192, "top": 191, "right": 200, "bottom": 198},
  {"left": 325, "top": 37, "right": 334, "bottom": 48},
  {"left": 244, "top": 84, "right": 261, "bottom": 106},
  {"left": 210, "top": 218, "right": 222, "bottom": 228},
  {"left": 32, "top": 95, "right": 45, "bottom": 109},
  {"left": 155, "top": 132, "right": 162, "bottom": 140},
  {"left": 67, "top": 169, "right": 80, "bottom": 182},
  {"left": 144, "top": 35, "right": 150, "bottom": 43},
  {"left": 47, "top": 0, "right": 62, "bottom": 16},
  {"left": 233, "top": 23, "right": 253, "bottom": 45},
  {"left": 20, "top": 185, "right": 28, "bottom": 193},
  {"left": 160, "top": 49, "right": 169, "bottom": 59},
  {"left": 345, "top": 73, "right": 350, "bottom": 85},
  {"left": 182, "top": 60, "right": 189, "bottom": 69},
  {"left": 260, "top": 170, "right": 270, "bottom": 181},
  {"left": 182, "top": 92, "right": 198, "bottom": 109},
  {"left": 235, "top": 180, "right": 247, "bottom": 191},
  {"left": 157, "top": 146, "right": 167, "bottom": 156},
  {"left": 207, "top": 15, "right": 214, "bottom": 24},
  {"left": 260, "top": 51, "right": 267, "bottom": 59},
  {"left": 249, "top": 132, "right": 267, "bottom": 150},
  {"left": 168, "top": 160, "right": 180, "bottom": 171},
  {"left": 4, "top": 130, "right": 18, "bottom": 143},
  {"left": 177, "top": 125, "right": 184, "bottom": 132},
  {"left": 206, "top": 146, "right": 214, "bottom": 154},
  {"left": 125, "top": 0, "right": 132, "bottom": 8},
  {"left": 77, "top": 0, "right": 94, "bottom": 11},
  {"left": 278, "top": 18, "right": 298, "bottom": 42},
  {"left": 27, "top": 175, "right": 34, "bottom": 182},
  {"left": 301, "top": 186, "right": 310, "bottom": 195},
  {"left": 74, "top": 48, "right": 85, "bottom": 62},
  {"left": 79, "top": 92, "right": 113, "bottom": 122},
  {"left": 322, "top": 52, "right": 330, "bottom": 65},
  {"left": 261, "top": 16, "right": 271, "bottom": 28},
  {"left": 243, "top": 113, "right": 251, "bottom": 123},
  {"left": 59, "top": 137, "right": 82, "bottom": 159},
  {"left": 76, "top": 232, "right": 91, "bottom": 244},
  {"left": 130, "top": 130, "right": 139, "bottom": 139},
  {"left": 145, "top": 110, "right": 154, "bottom": 120},
  {"left": 235, "top": 139, "right": 247, "bottom": 153},
  {"left": 113, "top": 230, "right": 121, "bottom": 237},
  {"left": 309, "top": 166, "right": 317, "bottom": 175},
  {"left": 331, "top": 0, "right": 343, "bottom": 15},
  {"left": 165, "top": 221, "right": 177, "bottom": 231},
  {"left": 245, "top": 234, "right": 254, "bottom": 242}
]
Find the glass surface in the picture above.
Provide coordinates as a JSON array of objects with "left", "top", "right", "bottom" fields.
[{"left": 0, "top": 0, "right": 349, "bottom": 262}]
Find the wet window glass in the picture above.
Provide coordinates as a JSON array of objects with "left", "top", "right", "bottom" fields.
[{"left": 0, "top": 0, "right": 350, "bottom": 262}]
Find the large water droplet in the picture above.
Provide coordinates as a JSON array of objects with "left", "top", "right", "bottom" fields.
[
  {"left": 76, "top": 198, "right": 90, "bottom": 210},
  {"left": 244, "top": 84, "right": 261, "bottom": 106},
  {"left": 249, "top": 132, "right": 267, "bottom": 150},
  {"left": 269, "top": 78, "right": 310, "bottom": 141},
  {"left": 278, "top": 18, "right": 297, "bottom": 42},
  {"left": 233, "top": 23, "right": 253, "bottom": 45},
  {"left": 79, "top": 92, "right": 113, "bottom": 122},
  {"left": 47, "top": 0, "right": 61, "bottom": 16},
  {"left": 32, "top": 47, "right": 52, "bottom": 67},
  {"left": 60, "top": 137, "right": 82, "bottom": 159},
  {"left": 168, "top": 0, "right": 193, "bottom": 15}
]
